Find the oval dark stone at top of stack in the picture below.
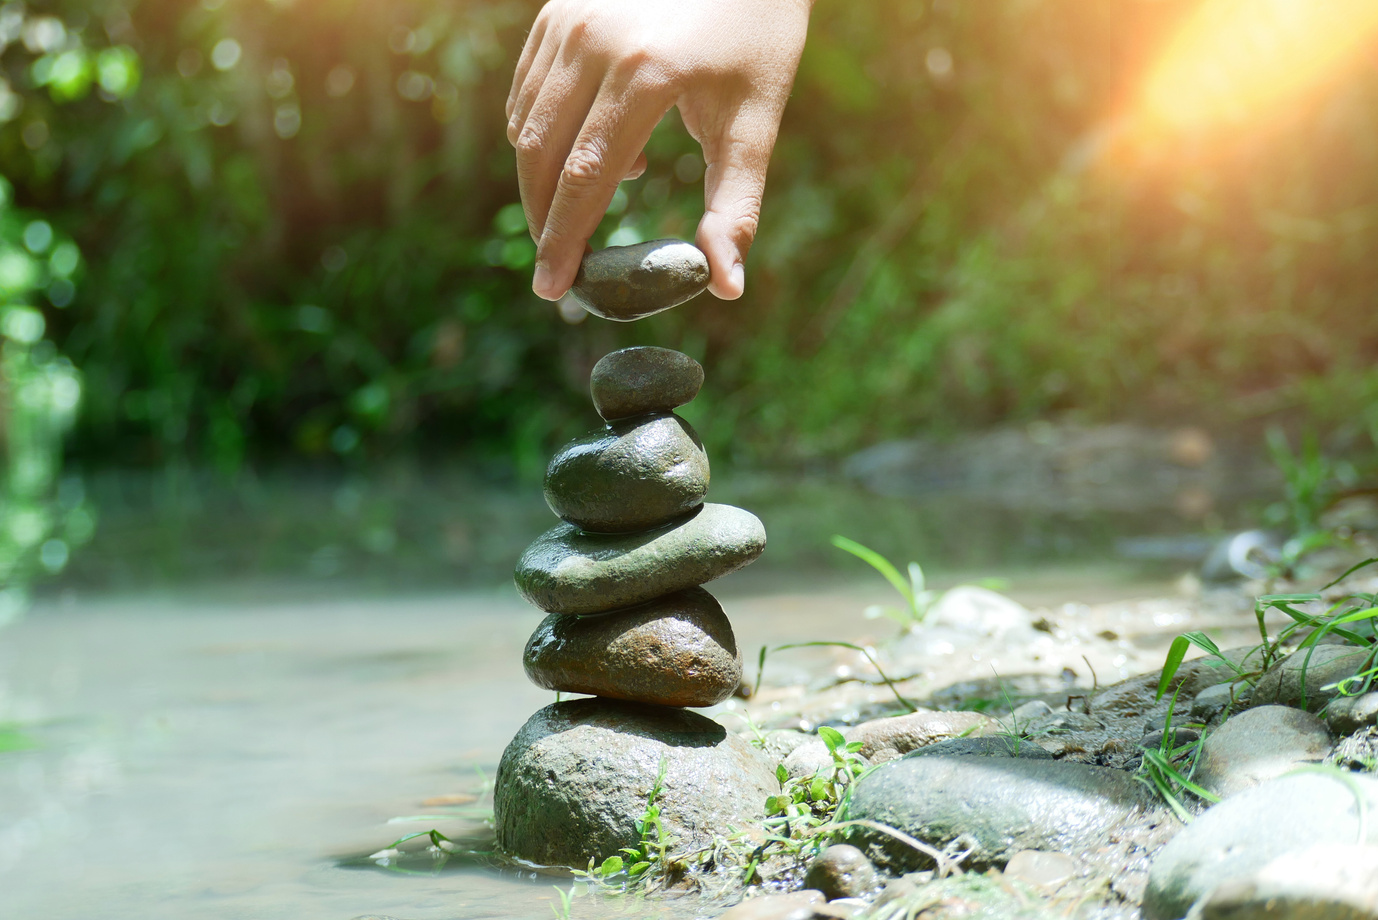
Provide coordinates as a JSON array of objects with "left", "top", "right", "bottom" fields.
[
  {"left": 590, "top": 347, "right": 704, "bottom": 422},
  {"left": 524, "top": 586, "right": 741, "bottom": 708},
  {"left": 514, "top": 502, "right": 767, "bottom": 615},
  {"left": 569, "top": 239, "right": 710, "bottom": 322},
  {"left": 544, "top": 413, "right": 708, "bottom": 534}
]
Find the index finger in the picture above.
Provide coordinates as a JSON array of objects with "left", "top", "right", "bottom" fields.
[{"left": 533, "top": 88, "right": 671, "bottom": 300}]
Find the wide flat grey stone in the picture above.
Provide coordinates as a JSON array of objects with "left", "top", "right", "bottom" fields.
[
  {"left": 904, "top": 735, "right": 1053, "bottom": 760},
  {"left": 843, "top": 754, "right": 1162, "bottom": 871},
  {"left": 522, "top": 587, "right": 741, "bottom": 708},
  {"left": 1144, "top": 772, "right": 1378, "bottom": 920},
  {"left": 543, "top": 413, "right": 708, "bottom": 533},
  {"left": 514, "top": 502, "right": 766, "bottom": 615},
  {"left": 590, "top": 346, "right": 704, "bottom": 421},
  {"left": 569, "top": 239, "right": 710, "bottom": 322},
  {"left": 494, "top": 698, "right": 774, "bottom": 868}
]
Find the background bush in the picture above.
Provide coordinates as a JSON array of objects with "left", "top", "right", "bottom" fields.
[{"left": 1, "top": 0, "right": 1376, "bottom": 473}]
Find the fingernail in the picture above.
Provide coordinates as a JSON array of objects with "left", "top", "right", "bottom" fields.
[
  {"left": 730, "top": 263, "right": 745, "bottom": 295},
  {"left": 533, "top": 263, "right": 555, "bottom": 300}
]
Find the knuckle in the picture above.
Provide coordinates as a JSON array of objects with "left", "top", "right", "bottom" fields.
[
  {"left": 561, "top": 143, "right": 607, "bottom": 188},
  {"left": 609, "top": 39, "right": 677, "bottom": 92},
  {"left": 538, "top": 213, "right": 574, "bottom": 251},
  {"left": 514, "top": 119, "right": 548, "bottom": 161},
  {"left": 728, "top": 196, "right": 763, "bottom": 241}
]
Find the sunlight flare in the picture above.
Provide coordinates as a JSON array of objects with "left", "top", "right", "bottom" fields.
[{"left": 1141, "top": 0, "right": 1378, "bottom": 131}]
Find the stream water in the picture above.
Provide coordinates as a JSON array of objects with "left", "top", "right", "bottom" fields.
[{"left": 0, "top": 457, "right": 1275, "bottom": 920}]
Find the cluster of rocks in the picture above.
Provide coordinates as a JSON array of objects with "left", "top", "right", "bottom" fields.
[
  {"left": 716, "top": 638, "right": 1378, "bottom": 920},
  {"left": 494, "top": 241, "right": 779, "bottom": 868}
]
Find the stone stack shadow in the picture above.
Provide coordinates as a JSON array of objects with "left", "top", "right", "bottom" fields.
[{"left": 494, "top": 345, "right": 774, "bottom": 868}]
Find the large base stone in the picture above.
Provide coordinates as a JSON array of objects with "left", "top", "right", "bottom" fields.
[{"left": 494, "top": 698, "right": 775, "bottom": 868}]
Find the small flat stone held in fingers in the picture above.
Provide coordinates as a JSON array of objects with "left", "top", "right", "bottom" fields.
[{"left": 569, "top": 239, "right": 710, "bottom": 321}]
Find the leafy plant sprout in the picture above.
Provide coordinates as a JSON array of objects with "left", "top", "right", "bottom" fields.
[
  {"left": 577, "top": 757, "right": 673, "bottom": 890},
  {"left": 365, "top": 766, "right": 494, "bottom": 872},
  {"left": 550, "top": 883, "right": 575, "bottom": 920}
]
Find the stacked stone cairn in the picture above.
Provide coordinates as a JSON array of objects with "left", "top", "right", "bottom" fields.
[{"left": 494, "top": 241, "right": 777, "bottom": 869}]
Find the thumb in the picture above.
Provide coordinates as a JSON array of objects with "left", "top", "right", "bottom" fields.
[{"left": 694, "top": 106, "right": 778, "bottom": 300}]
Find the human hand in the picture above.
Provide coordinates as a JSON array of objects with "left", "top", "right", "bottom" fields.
[{"left": 507, "top": 0, "right": 812, "bottom": 302}]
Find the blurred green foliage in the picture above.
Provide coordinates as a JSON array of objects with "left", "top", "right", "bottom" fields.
[
  {"left": 0, "top": 175, "right": 90, "bottom": 615},
  {"left": 0, "top": 0, "right": 1375, "bottom": 473}
]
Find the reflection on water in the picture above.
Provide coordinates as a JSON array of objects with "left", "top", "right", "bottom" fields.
[
  {"left": 0, "top": 457, "right": 1275, "bottom": 919},
  {"left": 53, "top": 453, "right": 1272, "bottom": 599}
]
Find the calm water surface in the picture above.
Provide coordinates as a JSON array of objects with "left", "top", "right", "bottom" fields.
[{"left": 0, "top": 463, "right": 1267, "bottom": 919}]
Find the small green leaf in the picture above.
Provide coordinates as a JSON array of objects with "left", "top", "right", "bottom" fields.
[
  {"left": 598, "top": 855, "right": 624, "bottom": 876},
  {"left": 844, "top": 740, "right": 865, "bottom": 753},
  {"left": 1157, "top": 635, "right": 1191, "bottom": 701},
  {"left": 628, "top": 861, "right": 651, "bottom": 877},
  {"left": 776, "top": 763, "right": 789, "bottom": 785},
  {"left": 809, "top": 774, "right": 828, "bottom": 801},
  {"left": 818, "top": 725, "right": 846, "bottom": 753}
]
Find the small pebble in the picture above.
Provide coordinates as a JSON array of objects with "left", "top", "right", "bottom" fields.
[
  {"left": 1327, "top": 692, "right": 1378, "bottom": 735},
  {"left": 1193, "top": 705, "right": 1331, "bottom": 799},
  {"left": 590, "top": 346, "right": 704, "bottom": 421},
  {"left": 1004, "top": 849, "right": 1078, "bottom": 889},
  {"left": 1011, "top": 699, "right": 1054, "bottom": 723},
  {"left": 803, "top": 844, "right": 877, "bottom": 900},
  {"left": 847, "top": 710, "right": 994, "bottom": 763}
]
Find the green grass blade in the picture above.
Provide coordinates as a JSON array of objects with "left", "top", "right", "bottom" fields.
[
  {"left": 1157, "top": 636, "right": 1191, "bottom": 701},
  {"left": 769, "top": 640, "right": 917, "bottom": 712},
  {"left": 831, "top": 535, "right": 914, "bottom": 608},
  {"left": 1323, "top": 558, "right": 1378, "bottom": 591},
  {"left": 1259, "top": 593, "right": 1323, "bottom": 605}
]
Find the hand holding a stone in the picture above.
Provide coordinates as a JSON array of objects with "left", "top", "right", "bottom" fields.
[{"left": 506, "top": 0, "right": 812, "bottom": 303}]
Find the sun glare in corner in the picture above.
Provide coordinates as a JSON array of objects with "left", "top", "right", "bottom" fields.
[{"left": 1141, "top": 0, "right": 1378, "bottom": 132}]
